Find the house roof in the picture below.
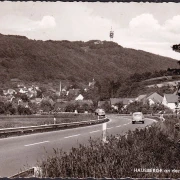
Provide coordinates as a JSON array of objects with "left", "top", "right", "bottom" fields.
[
  {"left": 68, "top": 89, "right": 81, "bottom": 96},
  {"left": 123, "top": 98, "right": 135, "bottom": 105},
  {"left": 146, "top": 92, "right": 163, "bottom": 103},
  {"left": 70, "top": 100, "right": 93, "bottom": 106},
  {"left": 136, "top": 94, "right": 147, "bottom": 101},
  {"left": 98, "top": 101, "right": 110, "bottom": 107},
  {"left": 10, "top": 78, "right": 21, "bottom": 82},
  {"left": 164, "top": 94, "right": 178, "bottom": 103},
  {"left": 110, "top": 98, "right": 123, "bottom": 105},
  {"left": 57, "top": 99, "right": 66, "bottom": 103},
  {"left": 110, "top": 98, "right": 135, "bottom": 105}
]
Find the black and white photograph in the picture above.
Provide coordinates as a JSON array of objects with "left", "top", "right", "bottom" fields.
[{"left": 0, "top": 1, "right": 180, "bottom": 178}]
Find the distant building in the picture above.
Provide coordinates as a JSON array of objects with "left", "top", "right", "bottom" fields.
[
  {"left": 110, "top": 98, "right": 135, "bottom": 109},
  {"left": 88, "top": 79, "right": 95, "bottom": 87},
  {"left": 75, "top": 94, "right": 84, "bottom": 100},
  {"left": 136, "top": 92, "right": 163, "bottom": 105},
  {"left": 70, "top": 100, "right": 93, "bottom": 107},
  {"left": 145, "top": 92, "right": 163, "bottom": 105},
  {"left": 162, "top": 94, "right": 179, "bottom": 111},
  {"left": 3, "top": 89, "right": 17, "bottom": 96},
  {"left": 94, "top": 41, "right": 103, "bottom": 45},
  {"left": 135, "top": 94, "right": 147, "bottom": 102},
  {"left": 10, "top": 78, "right": 22, "bottom": 83},
  {"left": 98, "top": 100, "right": 111, "bottom": 108},
  {"left": 19, "top": 87, "right": 28, "bottom": 94},
  {"left": 30, "top": 98, "right": 42, "bottom": 104},
  {"left": 18, "top": 99, "right": 29, "bottom": 108},
  {"left": 68, "top": 89, "right": 81, "bottom": 96}
]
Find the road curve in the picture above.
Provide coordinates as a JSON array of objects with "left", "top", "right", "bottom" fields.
[{"left": 0, "top": 114, "right": 157, "bottom": 177}]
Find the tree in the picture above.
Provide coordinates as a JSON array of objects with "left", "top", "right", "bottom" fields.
[
  {"left": 40, "top": 100, "right": 53, "bottom": 112},
  {"left": 101, "top": 101, "right": 111, "bottom": 113},
  {"left": 0, "top": 102, "right": 5, "bottom": 114},
  {"left": 4, "top": 102, "right": 16, "bottom": 115},
  {"left": 115, "top": 102, "right": 124, "bottom": 113},
  {"left": 20, "top": 94, "right": 29, "bottom": 102},
  {"left": 65, "top": 104, "right": 75, "bottom": 112},
  {"left": 177, "top": 60, "right": 180, "bottom": 67}
]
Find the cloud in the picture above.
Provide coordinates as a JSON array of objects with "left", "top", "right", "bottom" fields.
[
  {"left": 164, "top": 15, "right": 180, "bottom": 34},
  {"left": 129, "top": 13, "right": 160, "bottom": 31},
  {"left": 38, "top": 16, "right": 56, "bottom": 29},
  {"left": 114, "top": 13, "right": 180, "bottom": 59},
  {"left": 0, "top": 15, "right": 56, "bottom": 32}
]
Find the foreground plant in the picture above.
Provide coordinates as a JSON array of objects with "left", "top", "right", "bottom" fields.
[{"left": 39, "top": 120, "right": 180, "bottom": 178}]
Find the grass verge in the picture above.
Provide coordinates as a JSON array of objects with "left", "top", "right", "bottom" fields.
[{"left": 0, "top": 113, "right": 96, "bottom": 128}]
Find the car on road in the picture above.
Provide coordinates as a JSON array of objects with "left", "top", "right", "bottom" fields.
[
  {"left": 132, "top": 112, "right": 144, "bottom": 124},
  {"left": 95, "top": 108, "right": 106, "bottom": 117}
]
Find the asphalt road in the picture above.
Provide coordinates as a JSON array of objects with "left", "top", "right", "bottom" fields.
[{"left": 0, "top": 114, "right": 157, "bottom": 177}]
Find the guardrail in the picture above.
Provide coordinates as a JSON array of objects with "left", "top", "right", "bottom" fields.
[{"left": 0, "top": 117, "right": 109, "bottom": 138}]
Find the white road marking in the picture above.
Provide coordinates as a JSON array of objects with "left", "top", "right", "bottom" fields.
[
  {"left": 116, "top": 125, "right": 122, "bottom": 127},
  {"left": 64, "top": 134, "right": 80, "bottom": 139},
  {"left": 107, "top": 127, "right": 114, "bottom": 129},
  {"left": 24, "top": 141, "right": 49, "bottom": 147},
  {"left": 90, "top": 130, "right": 100, "bottom": 134},
  {"left": 116, "top": 122, "right": 131, "bottom": 128}
]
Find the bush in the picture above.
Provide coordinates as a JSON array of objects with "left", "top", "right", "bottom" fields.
[{"left": 39, "top": 120, "right": 180, "bottom": 178}]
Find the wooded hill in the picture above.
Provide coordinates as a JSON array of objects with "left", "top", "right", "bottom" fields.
[{"left": 0, "top": 33, "right": 178, "bottom": 84}]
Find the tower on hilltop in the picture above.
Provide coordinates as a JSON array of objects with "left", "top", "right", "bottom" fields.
[{"left": 110, "top": 27, "right": 114, "bottom": 41}]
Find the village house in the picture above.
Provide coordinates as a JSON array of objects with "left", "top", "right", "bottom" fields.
[
  {"left": 19, "top": 87, "right": 28, "bottom": 94},
  {"left": 135, "top": 94, "right": 147, "bottom": 102},
  {"left": 30, "top": 98, "right": 42, "bottom": 104},
  {"left": 70, "top": 100, "right": 94, "bottom": 108},
  {"left": 18, "top": 99, "right": 29, "bottom": 108},
  {"left": 88, "top": 79, "right": 95, "bottom": 87},
  {"left": 3, "top": 89, "right": 17, "bottom": 96},
  {"left": 98, "top": 100, "right": 111, "bottom": 108},
  {"left": 94, "top": 41, "right": 103, "bottom": 45},
  {"left": 110, "top": 98, "right": 135, "bottom": 110},
  {"left": 75, "top": 94, "right": 84, "bottom": 100},
  {"left": 162, "top": 94, "right": 179, "bottom": 111},
  {"left": 68, "top": 88, "right": 81, "bottom": 96},
  {"left": 136, "top": 92, "right": 163, "bottom": 105}
]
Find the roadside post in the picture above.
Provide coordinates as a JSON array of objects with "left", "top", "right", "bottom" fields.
[
  {"left": 53, "top": 112, "right": 57, "bottom": 124},
  {"left": 102, "top": 122, "right": 107, "bottom": 143},
  {"left": 54, "top": 117, "right": 56, "bottom": 124}
]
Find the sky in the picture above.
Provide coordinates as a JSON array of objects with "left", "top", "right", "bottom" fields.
[{"left": 0, "top": 2, "right": 180, "bottom": 60}]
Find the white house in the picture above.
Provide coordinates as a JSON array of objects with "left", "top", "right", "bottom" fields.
[
  {"left": 146, "top": 92, "right": 163, "bottom": 105},
  {"left": 75, "top": 94, "right": 84, "bottom": 101},
  {"left": 162, "top": 94, "right": 179, "bottom": 111},
  {"left": 136, "top": 92, "right": 163, "bottom": 105},
  {"left": 19, "top": 87, "right": 28, "bottom": 94}
]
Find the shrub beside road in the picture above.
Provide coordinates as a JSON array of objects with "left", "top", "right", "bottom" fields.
[{"left": 39, "top": 117, "right": 180, "bottom": 178}]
